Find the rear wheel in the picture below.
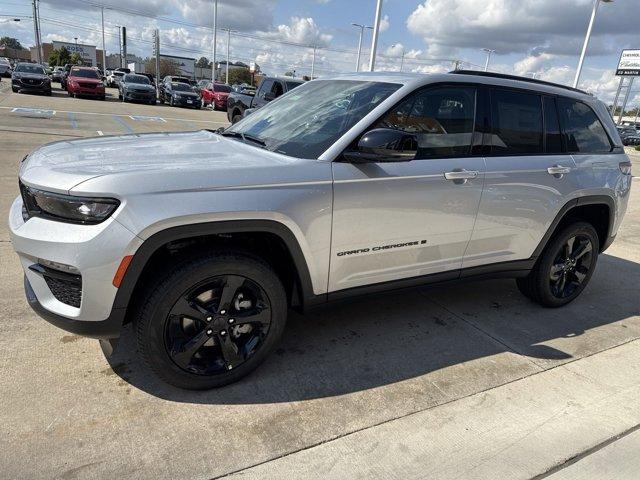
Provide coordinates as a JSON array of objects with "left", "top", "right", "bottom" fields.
[
  {"left": 135, "top": 252, "right": 287, "bottom": 389},
  {"left": 232, "top": 114, "right": 242, "bottom": 124},
  {"left": 516, "top": 222, "right": 599, "bottom": 307}
]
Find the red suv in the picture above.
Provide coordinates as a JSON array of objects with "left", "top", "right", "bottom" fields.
[
  {"left": 200, "top": 82, "right": 231, "bottom": 110},
  {"left": 67, "top": 67, "right": 105, "bottom": 100}
]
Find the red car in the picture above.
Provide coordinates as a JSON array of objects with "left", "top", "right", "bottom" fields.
[
  {"left": 67, "top": 67, "right": 105, "bottom": 100},
  {"left": 200, "top": 82, "right": 231, "bottom": 110}
]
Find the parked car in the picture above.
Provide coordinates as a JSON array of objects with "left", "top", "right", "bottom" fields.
[
  {"left": 11, "top": 63, "right": 51, "bottom": 95},
  {"left": 106, "top": 70, "right": 125, "bottom": 88},
  {"left": 66, "top": 66, "right": 106, "bottom": 100},
  {"left": 196, "top": 79, "right": 209, "bottom": 93},
  {"left": 227, "top": 76, "right": 303, "bottom": 123},
  {"left": 200, "top": 82, "right": 232, "bottom": 110},
  {"left": 0, "top": 57, "right": 12, "bottom": 77},
  {"left": 118, "top": 73, "right": 156, "bottom": 104},
  {"left": 138, "top": 72, "right": 155, "bottom": 85},
  {"left": 158, "top": 81, "right": 201, "bottom": 108},
  {"left": 9, "top": 71, "right": 632, "bottom": 389},
  {"left": 51, "top": 66, "right": 64, "bottom": 83},
  {"left": 622, "top": 134, "right": 640, "bottom": 146},
  {"left": 162, "top": 75, "right": 191, "bottom": 85}
]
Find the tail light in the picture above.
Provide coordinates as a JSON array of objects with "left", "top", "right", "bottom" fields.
[{"left": 619, "top": 161, "right": 632, "bottom": 175}]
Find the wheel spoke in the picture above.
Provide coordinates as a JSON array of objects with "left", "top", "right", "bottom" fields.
[
  {"left": 234, "top": 304, "right": 271, "bottom": 327},
  {"left": 171, "top": 330, "right": 210, "bottom": 369},
  {"left": 550, "top": 264, "right": 564, "bottom": 281},
  {"left": 572, "top": 240, "right": 592, "bottom": 261},
  {"left": 218, "top": 335, "right": 243, "bottom": 367},
  {"left": 557, "top": 271, "right": 567, "bottom": 295},
  {"left": 217, "top": 276, "right": 245, "bottom": 313},
  {"left": 565, "top": 237, "right": 575, "bottom": 259},
  {"left": 574, "top": 265, "right": 588, "bottom": 283},
  {"left": 170, "top": 296, "right": 209, "bottom": 321}
]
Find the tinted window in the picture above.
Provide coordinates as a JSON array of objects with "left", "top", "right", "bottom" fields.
[
  {"left": 15, "top": 64, "right": 45, "bottom": 75},
  {"left": 71, "top": 69, "right": 100, "bottom": 78},
  {"left": 286, "top": 81, "right": 303, "bottom": 91},
  {"left": 259, "top": 79, "right": 274, "bottom": 98},
  {"left": 124, "top": 74, "right": 150, "bottom": 84},
  {"left": 377, "top": 86, "right": 476, "bottom": 159},
  {"left": 543, "top": 97, "right": 563, "bottom": 154},
  {"left": 491, "top": 89, "right": 543, "bottom": 154},
  {"left": 271, "top": 81, "right": 284, "bottom": 97},
  {"left": 172, "top": 83, "right": 193, "bottom": 92},
  {"left": 557, "top": 98, "right": 611, "bottom": 153},
  {"left": 213, "top": 83, "right": 231, "bottom": 93}
]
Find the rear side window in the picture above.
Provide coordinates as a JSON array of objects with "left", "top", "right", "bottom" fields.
[
  {"left": 557, "top": 98, "right": 611, "bottom": 153},
  {"left": 543, "top": 97, "right": 563, "bottom": 154},
  {"left": 376, "top": 86, "right": 477, "bottom": 159},
  {"left": 491, "top": 89, "right": 543, "bottom": 155}
]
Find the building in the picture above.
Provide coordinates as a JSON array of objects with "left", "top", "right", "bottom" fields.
[
  {"left": 0, "top": 46, "right": 31, "bottom": 63},
  {"left": 31, "top": 42, "right": 105, "bottom": 69},
  {"left": 214, "top": 61, "right": 249, "bottom": 81}
]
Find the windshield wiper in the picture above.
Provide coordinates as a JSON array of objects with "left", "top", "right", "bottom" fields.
[
  {"left": 219, "top": 131, "right": 268, "bottom": 149},
  {"left": 242, "top": 133, "right": 267, "bottom": 147}
]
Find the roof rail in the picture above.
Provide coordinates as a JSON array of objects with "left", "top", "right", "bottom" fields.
[{"left": 450, "top": 70, "right": 589, "bottom": 95}]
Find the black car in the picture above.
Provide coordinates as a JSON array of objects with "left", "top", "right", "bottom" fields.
[
  {"left": 11, "top": 63, "right": 51, "bottom": 95},
  {"left": 60, "top": 64, "right": 73, "bottom": 89},
  {"left": 159, "top": 81, "right": 201, "bottom": 108},
  {"left": 119, "top": 73, "right": 157, "bottom": 105}
]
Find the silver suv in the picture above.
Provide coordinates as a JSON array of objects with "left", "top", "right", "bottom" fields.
[{"left": 9, "top": 71, "right": 632, "bottom": 389}]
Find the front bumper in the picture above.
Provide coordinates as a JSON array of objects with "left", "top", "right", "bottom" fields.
[
  {"left": 172, "top": 96, "right": 200, "bottom": 107},
  {"left": 70, "top": 87, "right": 105, "bottom": 97},
  {"left": 125, "top": 91, "right": 156, "bottom": 102},
  {"left": 12, "top": 79, "right": 50, "bottom": 93},
  {"left": 9, "top": 195, "right": 142, "bottom": 338}
]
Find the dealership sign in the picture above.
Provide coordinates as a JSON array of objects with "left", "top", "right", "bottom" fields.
[
  {"left": 616, "top": 49, "right": 640, "bottom": 76},
  {"left": 52, "top": 41, "right": 97, "bottom": 67}
]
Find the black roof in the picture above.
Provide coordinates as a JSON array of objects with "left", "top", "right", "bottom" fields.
[{"left": 451, "top": 70, "right": 588, "bottom": 95}]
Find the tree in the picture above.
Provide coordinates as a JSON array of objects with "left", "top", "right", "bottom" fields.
[
  {"left": 144, "top": 57, "right": 181, "bottom": 78},
  {"left": 195, "top": 56, "right": 211, "bottom": 68},
  {"left": 48, "top": 47, "right": 71, "bottom": 66},
  {"left": 0, "top": 37, "right": 22, "bottom": 50},
  {"left": 227, "top": 68, "right": 252, "bottom": 85},
  {"left": 70, "top": 52, "right": 83, "bottom": 65}
]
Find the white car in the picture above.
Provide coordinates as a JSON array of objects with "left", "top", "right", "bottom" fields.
[
  {"left": 107, "top": 70, "right": 125, "bottom": 87},
  {"left": 0, "top": 57, "right": 12, "bottom": 77}
]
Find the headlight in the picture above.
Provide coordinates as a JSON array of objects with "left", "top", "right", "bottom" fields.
[{"left": 19, "top": 183, "right": 119, "bottom": 224}]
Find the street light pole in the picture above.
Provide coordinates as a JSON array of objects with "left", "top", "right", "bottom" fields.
[
  {"left": 368, "top": 0, "right": 383, "bottom": 72},
  {"left": 391, "top": 44, "right": 405, "bottom": 72},
  {"left": 310, "top": 44, "right": 317, "bottom": 79},
  {"left": 211, "top": 0, "right": 218, "bottom": 82},
  {"left": 31, "top": 0, "right": 42, "bottom": 64},
  {"left": 101, "top": 7, "right": 106, "bottom": 71},
  {"left": 351, "top": 23, "right": 372, "bottom": 72},
  {"left": 225, "top": 28, "right": 231, "bottom": 84},
  {"left": 573, "top": 0, "right": 613, "bottom": 88},
  {"left": 483, "top": 48, "right": 496, "bottom": 72}
]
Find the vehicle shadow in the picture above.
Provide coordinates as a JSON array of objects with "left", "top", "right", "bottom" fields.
[{"left": 106, "top": 253, "right": 640, "bottom": 404}]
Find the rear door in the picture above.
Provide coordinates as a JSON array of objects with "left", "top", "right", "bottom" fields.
[
  {"left": 463, "top": 88, "right": 576, "bottom": 269},
  {"left": 252, "top": 79, "right": 274, "bottom": 109},
  {"left": 329, "top": 85, "right": 486, "bottom": 292}
]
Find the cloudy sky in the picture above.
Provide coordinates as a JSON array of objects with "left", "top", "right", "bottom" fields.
[{"left": 1, "top": 0, "right": 638, "bottom": 104}]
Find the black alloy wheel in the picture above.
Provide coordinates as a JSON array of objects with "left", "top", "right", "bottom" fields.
[
  {"left": 165, "top": 275, "right": 271, "bottom": 375},
  {"left": 549, "top": 234, "right": 593, "bottom": 299},
  {"left": 135, "top": 252, "right": 287, "bottom": 389}
]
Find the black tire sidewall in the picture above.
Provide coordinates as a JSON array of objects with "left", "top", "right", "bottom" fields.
[
  {"left": 534, "top": 222, "right": 599, "bottom": 307},
  {"left": 137, "top": 254, "right": 287, "bottom": 389}
]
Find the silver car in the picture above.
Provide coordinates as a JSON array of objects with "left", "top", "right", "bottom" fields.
[{"left": 9, "top": 71, "right": 632, "bottom": 389}]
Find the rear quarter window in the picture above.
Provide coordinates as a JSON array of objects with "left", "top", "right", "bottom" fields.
[{"left": 557, "top": 98, "right": 612, "bottom": 153}]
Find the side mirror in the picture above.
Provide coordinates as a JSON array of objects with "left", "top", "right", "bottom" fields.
[
  {"left": 264, "top": 91, "right": 276, "bottom": 101},
  {"left": 343, "top": 128, "right": 418, "bottom": 163}
]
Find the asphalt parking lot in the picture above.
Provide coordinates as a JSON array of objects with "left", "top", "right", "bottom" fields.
[{"left": 1, "top": 82, "right": 640, "bottom": 480}]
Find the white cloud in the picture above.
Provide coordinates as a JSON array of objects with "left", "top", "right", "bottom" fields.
[
  {"left": 268, "top": 17, "right": 333, "bottom": 47},
  {"left": 379, "top": 14, "right": 390, "bottom": 33}
]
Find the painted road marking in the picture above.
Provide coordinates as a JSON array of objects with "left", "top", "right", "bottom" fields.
[
  {"left": 111, "top": 115, "right": 134, "bottom": 134},
  {"left": 0, "top": 106, "right": 226, "bottom": 124},
  {"left": 67, "top": 112, "right": 78, "bottom": 129},
  {"left": 97, "top": 130, "right": 104, "bottom": 136},
  {"left": 129, "top": 115, "right": 166, "bottom": 123},
  {"left": 11, "top": 107, "right": 56, "bottom": 118}
]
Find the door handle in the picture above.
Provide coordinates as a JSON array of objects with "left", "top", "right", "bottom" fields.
[
  {"left": 547, "top": 165, "right": 572, "bottom": 177},
  {"left": 444, "top": 169, "right": 479, "bottom": 184}
]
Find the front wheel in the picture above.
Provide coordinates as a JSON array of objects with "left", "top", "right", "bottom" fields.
[
  {"left": 232, "top": 114, "right": 242, "bottom": 124},
  {"left": 516, "top": 222, "right": 599, "bottom": 307},
  {"left": 135, "top": 252, "right": 287, "bottom": 389}
]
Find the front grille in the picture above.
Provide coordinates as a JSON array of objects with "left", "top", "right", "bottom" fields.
[
  {"left": 78, "top": 82, "right": 97, "bottom": 89},
  {"left": 24, "top": 78, "right": 43, "bottom": 86},
  {"left": 29, "top": 264, "right": 82, "bottom": 308}
]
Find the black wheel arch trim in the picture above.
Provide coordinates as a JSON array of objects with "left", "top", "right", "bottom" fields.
[
  {"left": 112, "top": 220, "right": 322, "bottom": 314},
  {"left": 532, "top": 194, "right": 615, "bottom": 258}
]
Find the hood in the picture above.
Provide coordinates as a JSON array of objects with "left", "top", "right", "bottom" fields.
[
  {"left": 13, "top": 72, "right": 47, "bottom": 80},
  {"left": 69, "top": 76, "right": 102, "bottom": 84},
  {"left": 174, "top": 91, "right": 199, "bottom": 97},
  {"left": 127, "top": 83, "right": 155, "bottom": 90},
  {"left": 19, "top": 130, "right": 321, "bottom": 195}
]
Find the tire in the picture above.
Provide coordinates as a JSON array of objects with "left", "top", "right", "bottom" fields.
[
  {"left": 149, "top": 99, "right": 156, "bottom": 105},
  {"left": 170, "top": 97, "right": 175, "bottom": 107},
  {"left": 159, "top": 96, "right": 164, "bottom": 105},
  {"left": 100, "top": 95, "right": 106, "bottom": 101},
  {"left": 135, "top": 252, "right": 287, "bottom": 389},
  {"left": 68, "top": 91, "right": 74, "bottom": 98},
  {"left": 12, "top": 87, "right": 18, "bottom": 93},
  {"left": 232, "top": 114, "right": 242, "bottom": 124},
  {"left": 516, "top": 222, "right": 599, "bottom": 307},
  {"left": 46, "top": 89, "right": 52, "bottom": 96}
]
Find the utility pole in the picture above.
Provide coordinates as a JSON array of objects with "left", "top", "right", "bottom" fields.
[
  {"left": 101, "top": 7, "right": 106, "bottom": 71},
  {"left": 351, "top": 23, "right": 372, "bottom": 72},
  {"left": 31, "top": 0, "right": 42, "bottom": 64},
  {"left": 310, "top": 45, "right": 317, "bottom": 79},
  {"left": 153, "top": 28, "right": 160, "bottom": 89},
  {"left": 212, "top": 0, "right": 218, "bottom": 82},
  {"left": 391, "top": 44, "right": 405, "bottom": 72},
  {"left": 224, "top": 28, "right": 231, "bottom": 84},
  {"left": 36, "top": 0, "right": 43, "bottom": 62},
  {"left": 121, "top": 26, "right": 127, "bottom": 69},
  {"left": 368, "top": 0, "right": 383, "bottom": 72},
  {"left": 117, "top": 26, "right": 122, "bottom": 67}
]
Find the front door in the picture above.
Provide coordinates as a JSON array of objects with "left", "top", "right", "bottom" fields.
[{"left": 329, "top": 85, "right": 486, "bottom": 293}]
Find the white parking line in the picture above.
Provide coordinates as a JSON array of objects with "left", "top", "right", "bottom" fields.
[
  {"left": 129, "top": 115, "right": 167, "bottom": 123},
  {"left": 0, "top": 106, "right": 226, "bottom": 124},
  {"left": 97, "top": 130, "right": 104, "bottom": 136},
  {"left": 11, "top": 107, "right": 56, "bottom": 118}
]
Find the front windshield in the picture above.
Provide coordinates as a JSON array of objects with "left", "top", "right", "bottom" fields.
[
  {"left": 214, "top": 84, "right": 232, "bottom": 93},
  {"left": 71, "top": 69, "right": 100, "bottom": 78},
  {"left": 15, "top": 64, "right": 45, "bottom": 75},
  {"left": 226, "top": 80, "right": 401, "bottom": 159},
  {"left": 172, "top": 83, "right": 194, "bottom": 92},
  {"left": 125, "top": 75, "right": 150, "bottom": 84}
]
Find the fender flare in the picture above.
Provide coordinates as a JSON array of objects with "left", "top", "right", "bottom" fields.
[
  {"left": 111, "top": 220, "right": 320, "bottom": 313},
  {"left": 532, "top": 194, "right": 615, "bottom": 258}
]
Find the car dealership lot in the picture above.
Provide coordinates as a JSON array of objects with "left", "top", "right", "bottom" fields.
[{"left": 1, "top": 85, "right": 640, "bottom": 479}]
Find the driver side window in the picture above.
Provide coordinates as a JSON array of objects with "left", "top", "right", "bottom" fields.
[{"left": 377, "top": 86, "right": 477, "bottom": 159}]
